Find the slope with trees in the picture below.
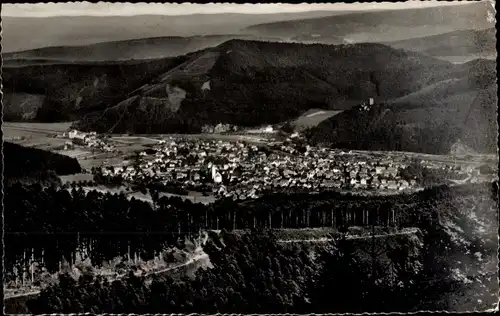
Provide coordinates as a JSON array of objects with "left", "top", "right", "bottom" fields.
[
  {"left": 76, "top": 40, "right": 469, "bottom": 135},
  {"left": 2, "top": 55, "right": 189, "bottom": 122},
  {"left": 22, "top": 194, "right": 499, "bottom": 315},
  {"left": 4, "top": 142, "right": 82, "bottom": 186},
  {"left": 306, "top": 58, "right": 497, "bottom": 154},
  {"left": 5, "top": 180, "right": 497, "bottom": 289},
  {"left": 384, "top": 28, "right": 496, "bottom": 59}
]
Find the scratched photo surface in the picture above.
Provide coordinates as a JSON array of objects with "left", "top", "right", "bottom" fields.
[{"left": 2, "top": 1, "right": 498, "bottom": 314}]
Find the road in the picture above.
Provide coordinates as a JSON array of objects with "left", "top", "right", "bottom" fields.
[
  {"left": 351, "top": 149, "right": 498, "bottom": 167},
  {"left": 114, "top": 133, "right": 270, "bottom": 144},
  {"left": 4, "top": 232, "right": 210, "bottom": 300},
  {"left": 277, "top": 228, "right": 420, "bottom": 243}
]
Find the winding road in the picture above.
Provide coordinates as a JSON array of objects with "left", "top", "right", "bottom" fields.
[
  {"left": 277, "top": 228, "right": 420, "bottom": 243},
  {"left": 4, "top": 233, "right": 210, "bottom": 300}
]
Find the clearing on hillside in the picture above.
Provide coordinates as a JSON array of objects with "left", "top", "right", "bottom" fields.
[{"left": 291, "top": 109, "right": 343, "bottom": 131}]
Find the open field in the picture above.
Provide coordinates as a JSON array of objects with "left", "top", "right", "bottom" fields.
[
  {"left": 3, "top": 122, "right": 74, "bottom": 133},
  {"left": 291, "top": 109, "right": 344, "bottom": 131},
  {"left": 435, "top": 54, "right": 497, "bottom": 64},
  {"left": 352, "top": 149, "right": 498, "bottom": 167},
  {"left": 3, "top": 122, "right": 73, "bottom": 151},
  {"left": 55, "top": 148, "right": 93, "bottom": 159},
  {"left": 3, "top": 123, "right": 151, "bottom": 169}
]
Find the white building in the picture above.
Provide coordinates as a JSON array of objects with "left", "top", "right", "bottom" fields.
[
  {"left": 69, "top": 129, "right": 86, "bottom": 140},
  {"left": 214, "top": 172, "right": 223, "bottom": 184},
  {"left": 264, "top": 125, "right": 274, "bottom": 133},
  {"left": 201, "top": 81, "right": 211, "bottom": 91}
]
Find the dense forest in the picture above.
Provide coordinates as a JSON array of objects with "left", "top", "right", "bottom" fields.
[
  {"left": 72, "top": 41, "right": 497, "bottom": 155},
  {"left": 4, "top": 142, "right": 82, "bottom": 186},
  {"left": 24, "top": 221, "right": 497, "bottom": 313},
  {"left": 76, "top": 40, "right": 473, "bottom": 135},
  {"left": 5, "top": 181, "right": 497, "bottom": 282},
  {"left": 306, "top": 57, "right": 497, "bottom": 155},
  {"left": 306, "top": 82, "right": 497, "bottom": 155}
]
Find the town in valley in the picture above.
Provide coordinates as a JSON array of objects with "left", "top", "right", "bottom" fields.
[{"left": 3, "top": 1, "right": 499, "bottom": 314}]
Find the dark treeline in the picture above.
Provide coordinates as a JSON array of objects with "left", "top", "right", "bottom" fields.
[
  {"left": 5, "top": 181, "right": 497, "bottom": 278},
  {"left": 23, "top": 225, "right": 497, "bottom": 314},
  {"left": 4, "top": 142, "right": 82, "bottom": 186}
]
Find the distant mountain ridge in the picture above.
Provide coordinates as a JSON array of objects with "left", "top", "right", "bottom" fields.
[
  {"left": 4, "top": 2, "right": 495, "bottom": 63},
  {"left": 2, "top": 35, "right": 280, "bottom": 64},
  {"left": 243, "top": 2, "right": 495, "bottom": 44},
  {"left": 384, "top": 28, "right": 496, "bottom": 59},
  {"left": 2, "top": 11, "right": 351, "bottom": 53}
]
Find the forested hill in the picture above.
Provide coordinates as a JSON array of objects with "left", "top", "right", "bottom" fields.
[
  {"left": 2, "top": 34, "right": 280, "bottom": 64},
  {"left": 306, "top": 58, "right": 497, "bottom": 154},
  {"left": 4, "top": 142, "right": 82, "bottom": 186},
  {"left": 2, "top": 55, "right": 189, "bottom": 121},
  {"left": 384, "top": 28, "right": 496, "bottom": 58},
  {"left": 76, "top": 40, "right": 466, "bottom": 134},
  {"left": 5, "top": 38, "right": 496, "bottom": 154}
]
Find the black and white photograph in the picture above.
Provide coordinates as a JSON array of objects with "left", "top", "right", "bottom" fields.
[{"left": 2, "top": 1, "right": 499, "bottom": 313}]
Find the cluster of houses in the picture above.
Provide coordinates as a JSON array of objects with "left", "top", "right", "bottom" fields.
[
  {"left": 94, "top": 137, "right": 431, "bottom": 201},
  {"left": 60, "top": 129, "right": 114, "bottom": 152},
  {"left": 201, "top": 123, "right": 277, "bottom": 136},
  {"left": 360, "top": 97, "right": 375, "bottom": 111},
  {"left": 201, "top": 123, "right": 239, "bottom": 134}
]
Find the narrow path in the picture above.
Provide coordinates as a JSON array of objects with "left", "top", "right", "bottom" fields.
[
  {"left": 5, "top": 233, "right": 210, "bottom": 300},
  {"left": 5, "top": 253, "right": 209, "bottom": 300}
]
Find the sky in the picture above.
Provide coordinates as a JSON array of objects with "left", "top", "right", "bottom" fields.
[{"left": 3, "top": 1, "right": 474, "bottom": 17}]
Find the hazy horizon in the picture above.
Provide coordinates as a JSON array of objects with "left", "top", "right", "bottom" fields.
[
  {"left": 3, "top": 1, "right": 472, "bottom": 17},
  {"left": 2, "top": 0, "right": 494, "bottom": 53}
]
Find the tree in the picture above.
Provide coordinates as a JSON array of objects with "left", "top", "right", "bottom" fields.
[
  {"left": 150, "top": 189, "right": 160, "bottom": 209},
  {"left": 281, "top": 121, "right": 295, "bottom": 134}
]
